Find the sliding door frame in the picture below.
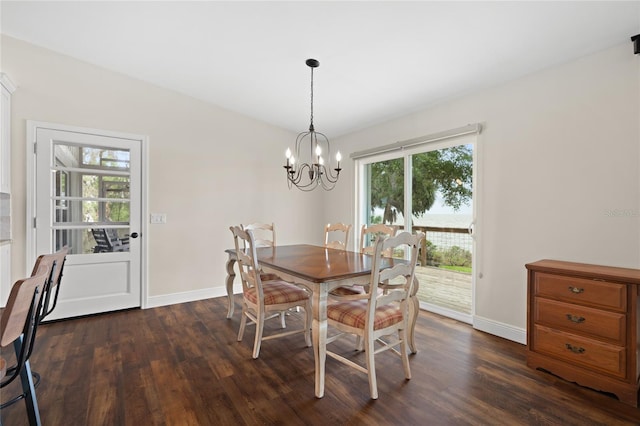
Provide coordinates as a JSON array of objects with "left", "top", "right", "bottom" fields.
[{"left": 353, "top": 128, "right": 482, "bottom": 324}]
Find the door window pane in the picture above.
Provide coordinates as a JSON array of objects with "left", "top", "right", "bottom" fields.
[
  {"left": 54, "top": 228, "right": 131, "bottom": 255},
  {"left": 52, "top": 143, "right": 131, "bottom": 254},
  {"left": 364, "top": 157, "right": 404, "bottom": 249},
  {"left": 411, "top": 144, "right": 473, "bottom": 316}
]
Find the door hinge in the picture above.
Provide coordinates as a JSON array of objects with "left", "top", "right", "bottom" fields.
[
  {"left": 33, "top": 217, "right": 37, "bottom": 228},
  {"left": 33, "top": 141, "right": 37, "bottom": 154}
]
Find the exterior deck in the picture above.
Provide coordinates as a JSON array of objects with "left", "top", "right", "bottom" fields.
[{"left": 415, "top": 265, "right": 472, "bottom": 315}]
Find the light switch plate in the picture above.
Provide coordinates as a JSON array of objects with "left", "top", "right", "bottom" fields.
[{"left": 150, "top": 213, "right": 167, "bottom": 224}]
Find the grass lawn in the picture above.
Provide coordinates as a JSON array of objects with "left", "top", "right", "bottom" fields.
[{"left": 440, "top": 265, "right": 472, "bottom": 274}]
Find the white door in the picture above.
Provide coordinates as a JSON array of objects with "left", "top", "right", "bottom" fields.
[{"left": 33, "top": 124, "right": 143, "bottom": 320}]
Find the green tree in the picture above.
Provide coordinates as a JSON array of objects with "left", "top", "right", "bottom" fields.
[{"left": 370, "top": 145, "right": 472, "bottom": 224}]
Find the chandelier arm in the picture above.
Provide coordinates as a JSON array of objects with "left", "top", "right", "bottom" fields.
[
  {"left": 318, "top": 164, "right": 340, "bottom": 184},
  {"left": 288, "top": 163, "right": 314, "bottom": 187}
]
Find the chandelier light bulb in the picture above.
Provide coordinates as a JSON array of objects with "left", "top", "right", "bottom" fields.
[
  {"left": 315, "top": 145, "right": 322, "bottom": 156},
  {"left": 285, "top": 148, "right": 292, "bottom": 158},
  {"left": 336, "top": 151, "right": 342, "bottom": 162},
  {"left": 319, "top": 156, "right": 324, "bottom": 165}
]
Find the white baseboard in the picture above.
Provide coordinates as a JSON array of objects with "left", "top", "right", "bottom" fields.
[
  {"left": 145, "top": 286, "right": 230, "bottom": 309},
  {"left": 420, "top": 301, "right": 473, "bottom": 325},
  {"left": 473, "top": 314, "right": 526, "bottom": 345}
]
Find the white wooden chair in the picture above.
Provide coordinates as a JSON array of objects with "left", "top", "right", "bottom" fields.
[
  {"left": 324, "top": 231, "right": 423, "bottom": 399},
  {"left": 330, "top": 223, "right": 398, "bottom": 298},
  {"left": 324, "top": 222, "right": 352, "bottom": 250},
  {"left": 360, "top": 223, "right": 398, "bottom": 256},
  {"left": 241, "top": 222, "right": 276, "bottom": 248},
  {"left": 240, "top": 222, "right": 289, "bottom": 325},
  {"left": 230, "top": 226, "right": 312, "bottom": 359},
  {"left": 241, "top": 222, "right": 280, "bottom": 281}
]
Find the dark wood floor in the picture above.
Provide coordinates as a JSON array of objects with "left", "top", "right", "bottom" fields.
[{"left": 2, "top": 296, "right": 640, "bottom": 425}]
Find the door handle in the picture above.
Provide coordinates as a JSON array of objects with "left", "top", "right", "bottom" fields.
[{"left": 129, "top": 232, "right": 139, "bottom": 239}]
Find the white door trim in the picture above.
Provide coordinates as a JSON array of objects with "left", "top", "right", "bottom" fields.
[{"left": 26, "top": 120, "right": 149, "bottom": 309}]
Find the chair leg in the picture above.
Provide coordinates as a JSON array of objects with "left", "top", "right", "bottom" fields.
[
  {"left": 14, "top": 338, "right": 41, "bottom": 426},
  {"left": 252, "top": 310, "right": 265, "bottom": 359},
  {"left": 364, "top": 332, "right": 378, "bottom": 400},
  {"left": 400, "top": 328, "right": 411, "bottom": 380},
  {"left": 237, "top": 308, "right": 248, "bottom": 342},
  {"left": 355, "top": 336, "right": 363, "bottom": 351},
  {"left": 280, "top": 311, "right": 286, "bottom": 328}
]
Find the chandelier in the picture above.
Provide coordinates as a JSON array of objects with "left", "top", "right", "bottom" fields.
[{"left": 284, "top": 59, "right": 341, "bottom": 191}]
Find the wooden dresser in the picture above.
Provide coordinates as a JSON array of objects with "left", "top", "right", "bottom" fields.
[{"left": 526, "top": 259, "right": 640, "bottom": 406}]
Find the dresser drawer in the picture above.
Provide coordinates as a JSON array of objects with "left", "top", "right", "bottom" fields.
[
  {"left": 533, "top": 325, "right": 626, "bottom": 379},
  {"left": 534, "top": 297, "right": 626, "bottom": 345},
  {"left": 534, "top": 272, "right": 626, "bottom": 311}
]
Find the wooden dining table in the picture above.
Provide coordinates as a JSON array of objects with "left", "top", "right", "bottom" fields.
[{"left": 224, "top": 244, "right": 420, "bottom": 398}]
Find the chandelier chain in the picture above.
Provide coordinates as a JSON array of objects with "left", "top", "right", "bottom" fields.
[{"left": 309, "top": 67, "right": 314, "bottom": 129}]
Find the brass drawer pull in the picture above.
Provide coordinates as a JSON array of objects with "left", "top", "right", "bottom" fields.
[
  {"left": 565, "top": 343, "right": 585, "bottom": 354},
  {"left": 566, "top": 314, "right": 586, "bottom": 323},
  {"left": 568, "top": 286, "right": 584, "bottom": 294}
]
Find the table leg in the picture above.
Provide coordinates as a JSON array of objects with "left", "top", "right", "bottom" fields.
[
  {"left": 225, "top": 257, "right": 237, "bottom": 319},
  {"left": 408, "top": 277, "right": 419, "bottom": 354},
  {"left": 313, "top": 283, "right": 329, "bottom": 398}
]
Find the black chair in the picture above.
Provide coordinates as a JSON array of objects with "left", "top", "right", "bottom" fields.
[
  {"left": 0, "top": 266, "right": 50, "bottom": 425},
  {"left": 92, "top": 228, "right": 129, "bottom": 252},
  {"left": 1, "top": 247, "right": 68, "bottom": 425},
  {"left": 30, "top": 247, "right": 68, "bottom": 322}
]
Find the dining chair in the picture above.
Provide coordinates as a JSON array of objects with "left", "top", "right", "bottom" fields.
[
  {"left": 241, "top": 222, "right": 276, "bottom": 248},
  {"left": 324, "top": 223, "right": 360, "bottom": 297},
  {"left": 324, "top": 222, "right": 352, "bottom": 250},
  {"left": 30, "top": 246, "right": 69, "bottom": 322},
  {"left": 230, "top": 225, "right": 312, "bottom": 359},
  {"left": 0, "top": 265, "right": 50, "bottom": 425},
  {"left": 360, "top": 223, "right": 398, "bottom": 256},
  {"left": 324, "top": 231, "right": 423, "bottom": 399},
  {"left": 240, "top": 222, "right": 280, "bottom": 281},
  {"left": 239, "top": 222, "right": 289, "bottom": 325},
  {"left": 330, "top": 223, "right": 398, "bottom": 298}
]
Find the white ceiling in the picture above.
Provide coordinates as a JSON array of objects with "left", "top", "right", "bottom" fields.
[{"left": 2, "top": 1, "right": 639, "bottom": 137}]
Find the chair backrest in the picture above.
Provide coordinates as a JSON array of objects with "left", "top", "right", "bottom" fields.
[
  {"left": 366, "top": 232, "right": 424, "bottom": 319},
  {"left": 30, "top": 246, "right": 69, "bottom": 321},
  {"left": 324, "top": 223, "right": 352, "bottom": 250},
  {"left": 91, "top": 228, "right": 114, "bottom": 252},
  {"left": 360, "top": 223, "right": 398, "bottom": 256},
  {"left": 92, "top": 228, "right": 129, "bottom": 252},
  {"left": 241, "top": 223, "right": 276, "bottom": 248},
  {"left": 0, "top": 266, "right": 49, "bottom": 388},
  {"left": 230, "top": 226, "right": 265, "bottom": 302}
]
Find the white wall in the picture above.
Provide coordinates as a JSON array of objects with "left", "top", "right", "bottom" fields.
[
  {"left": 4, "top": 35, "right": 638, "bottom": 343},
  {"left": 328, "top": 42, "right": 640, "bottom": 342},
  {"left": 2, "top": 35, "right": 324, "bottom": 303}
]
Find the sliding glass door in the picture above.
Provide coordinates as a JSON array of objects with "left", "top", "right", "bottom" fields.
[{"left": 357, "top": 134, "right": 477, "bottom": 323}]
